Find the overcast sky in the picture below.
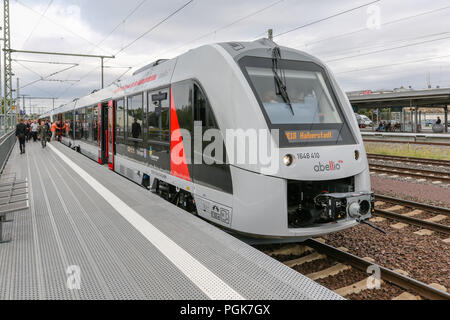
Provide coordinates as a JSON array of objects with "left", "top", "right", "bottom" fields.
[{"left": 7, "top": 0, "right": 450, "bottom": 112}]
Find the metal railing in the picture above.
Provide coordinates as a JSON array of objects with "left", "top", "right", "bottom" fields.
[
  {"left": 0, "top": 130, "right": 16, "bottom": 174},
  {"left": 0, "top": 114, "right": 17, "bottom": 137}
]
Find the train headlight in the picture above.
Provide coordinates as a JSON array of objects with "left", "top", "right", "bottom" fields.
[
  {"left": 283, "top": 154, "right": 295, "bottom": 167},
  {"left": 355, "top": 150, "right": 360, "bottom": 160}
]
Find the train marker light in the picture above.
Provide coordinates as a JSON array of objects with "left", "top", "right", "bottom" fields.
[{"left": 283, "top": 154, "right": 295, "bottom": 167}]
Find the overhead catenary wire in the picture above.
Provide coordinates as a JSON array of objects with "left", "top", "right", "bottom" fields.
[
  {"left": 112, "top": 0, "right": 195, "bottom": 56},
  {"left": 19, "top": 0, "right": 54, "bottom": 51},
  {"left": 335, "top": 53, "right": 450, "bottom": 75},
  {"left": 15, "top": 0, "right": 114, "bottom": 56},
  {"left": 113, "top": 0, "right": 287, "bottom": 84},
  {"left": 57, "top": 0, "right": 195, "bottom": 99},
  {"left": 325, "top": 34, "right": 450, "bottom": 63},
  {"left": 14, "top": 60, "right": 44, "bottom": 78},
  {"left": 96, "top": 0, "right": 149, "bottom": 48},
  {"left": 268, "top": 0, "right": 380, "bottom": 39},
  {"left": 303, "top": 4, "right": 450, "bottom": 48},
  {"left": 12, "top": 59, "right": 79, "bottom": 65},
  {"left": 20, "top": 64, "right": 79, "bottom": 90},
  {"left": 167, "top": 0, "right": 285, "bottom": 53},
  {"left": 315, "top": 30, "right": 450, "bottom": 62},
  {"left": 41, "top": 79, "right": 79, "bottom": 83},
  {"left": 55, "top": 0, "right": 152, "bottom": 94}
]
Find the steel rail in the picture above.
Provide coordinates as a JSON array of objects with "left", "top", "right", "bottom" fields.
[
  {"left": 368, "top": 154, "right": 450, "bottom": 167},
  {"left": 375, "top": 194, "right": 450, "bottom": 218},
  {"left": 305, "top": 239, "right": 450, "bottom": 300},
  {"left": 370, "top": 166, "right": 450, "bottom": 183},
  {"left": 371, "top": 163, "right": 447, "bottom": 175},
  {"left": 375, "top": 209, "right": 450, "bottom": 235}
]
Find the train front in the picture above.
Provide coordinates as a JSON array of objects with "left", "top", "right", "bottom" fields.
[{"left": 215, "top": 40, "right": 374, "bottom": 239}]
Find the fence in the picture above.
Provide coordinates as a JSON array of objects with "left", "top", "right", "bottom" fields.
[
  {"left": 0, "top": 130, "right": 16, "bottom": 174},
  {"left": 0, "top": 114, "right": 17, "bottom": 137}
]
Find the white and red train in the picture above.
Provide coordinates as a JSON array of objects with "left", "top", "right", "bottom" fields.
[{"left": 41, "top": 39, "right": 374, "bottom": 240}]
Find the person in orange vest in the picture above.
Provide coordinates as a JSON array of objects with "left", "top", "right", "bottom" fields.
[{"left": 51, "top": 121, "right": 60, "bottom": 141}]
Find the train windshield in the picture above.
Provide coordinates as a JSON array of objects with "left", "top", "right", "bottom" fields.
[
  {"left": 246, "top": 67, "right": 342, "bottom": 125},
  {"left": 240, "top": 56, "right": 355, "bottom": 146}
]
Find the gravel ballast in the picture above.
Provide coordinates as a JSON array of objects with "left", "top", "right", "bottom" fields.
[{"left": 371, "top": 175, "right": 450, "bottom": 208}]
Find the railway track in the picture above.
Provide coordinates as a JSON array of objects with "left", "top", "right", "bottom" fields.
[
  {"left": 370, "top": 164, "right": 450, "bottom": 183},
  {"left": 262, "top": 240, "right": 450, "bottom": 300},
  {"left": 374, "top": 194, "right": 450, "bottom": 236},
  {"left": 368, "top": 154, "right": 450, "bottom": 168},
  {"left": 375, "top": 194, "right": 450, "bottom": 217}
]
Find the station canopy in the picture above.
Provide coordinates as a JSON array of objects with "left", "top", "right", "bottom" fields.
[{"left": 347, "top": 87, "right": 450, "bottom": 109}]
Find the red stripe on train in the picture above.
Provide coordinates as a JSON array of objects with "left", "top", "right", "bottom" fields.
[
  {"left": 170, "top": 86, "right": 191, "bottom": 182},
  {"left": 114, "top": 75, "right": 157, "bottom": 94}
]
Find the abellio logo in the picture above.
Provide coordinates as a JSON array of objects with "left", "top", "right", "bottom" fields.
[{"left": 314, "top": 160, "right": 344, "bottom": 172}]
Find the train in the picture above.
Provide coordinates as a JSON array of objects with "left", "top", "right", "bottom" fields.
[{"left": 41, "top": 38, "right": 374, "bottom": 240}]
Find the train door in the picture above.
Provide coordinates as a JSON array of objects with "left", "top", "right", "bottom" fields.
[
  {"left": 107, "top": 100, "right": 115, "bottom": 170},
  {"left": 97, "top": 102, "right": 109, "bottom": 164}
]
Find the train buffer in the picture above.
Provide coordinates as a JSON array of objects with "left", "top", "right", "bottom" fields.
[{"left": 0, "top": 142, "right": 342, "bottom": 300}]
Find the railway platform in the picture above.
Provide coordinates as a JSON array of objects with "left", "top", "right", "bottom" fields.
[
  {"left": 361, "top": 132, "right": 450, "bottom": 146},
  {"left": 0, "top": 141, "right": 342, "bottom": 300}
]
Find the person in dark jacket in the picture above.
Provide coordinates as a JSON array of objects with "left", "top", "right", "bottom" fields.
[
  {"left": 131, "top": 118, "right": 142, "bottom": 139},
  {"left": 45, "top": 120, "right": 51, "bottom": 142},
  {"left": 25, "top": 120, "right": 31, "bottom": 142},
  {"left": 16, "top": 119, "right": 28, "bottom": 154}
]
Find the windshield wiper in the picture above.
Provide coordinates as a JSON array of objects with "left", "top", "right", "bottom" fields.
[{"left": 272, "top": 47, "right": 294, "bottom": 116}]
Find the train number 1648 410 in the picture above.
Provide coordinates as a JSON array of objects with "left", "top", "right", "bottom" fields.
[{"left": 297, "top": 152, "right": 321, "bottom": 160}]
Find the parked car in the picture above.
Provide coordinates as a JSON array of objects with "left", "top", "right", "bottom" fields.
[
  {"left": 355, "top": 114, "right": 365, "bottom": 128},
  {"left": 354, "top": 114, "right": 373, "bottom": 128},
  {"left": 360, "top": 115, "right": 374, "bottom": 127}
]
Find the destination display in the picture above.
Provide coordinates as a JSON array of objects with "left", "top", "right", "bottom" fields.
[{"left": 285, "top": 129, "right": 342, "bottom": 143}]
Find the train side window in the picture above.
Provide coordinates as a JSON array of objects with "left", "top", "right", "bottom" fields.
[
  {"left": 87, "top": 107, "right": 93, "bottom": 142},
  {"left": 194, "top": 84, "right": 218, "bottom": 130},
  {"left": 116, "top": 99, "right": 125, "bottom": 139},
  {"left": 83, "top": 108, "right": 91, "bottom": 140},
  {"left": 64, "top": 111, "right": 73, "bottom": 138},
  {"left": 127, "top": 93, "right": 143, "bottom": 141},
  {"left": 92, "top": 107, "right": 98, "bottom": 142},
  {"left": 76, "top": 109, "right": 84, "bottom": 140},
  {"left": 173, "top": 82, "right": 193, "bottom": 133},
  {"left": 147, "top": 89, "right": 170, "bottom": 142}
]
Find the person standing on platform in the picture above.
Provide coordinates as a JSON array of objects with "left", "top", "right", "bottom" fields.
[
  {"left": 436, "top": 117, "right": 442, "bottom": 125},
  {"left": 132, "top": 118, "right": 142, "bottom": 139},
  {"left": 51, "top": 121, "right": 59, "bottom": 141},
  {"left": 16, "top": 119, "right": 28, "bottom": 154},
  {"left": 25, "top": 120, "right": 31, "bottom": 142},
  {"left": 45, "top": 120, "right": 51, "bottom": 142},
  {"left": 30, "top": 120, "right": 39, "bottom": 142},
  {"left": 38, "top": 121, "right": 49, "bottom": 149}
]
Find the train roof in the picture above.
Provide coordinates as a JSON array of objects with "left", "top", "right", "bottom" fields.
[
  {"left": 42, "top": 39, "right": 325, "bottom": 118},
  {"left": 218, "top": 38, "right": 323, "bottom": 65}
]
